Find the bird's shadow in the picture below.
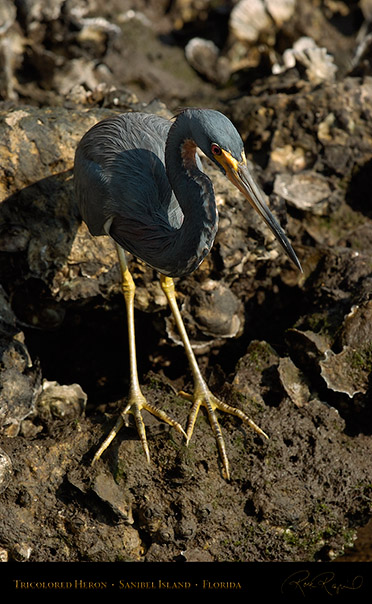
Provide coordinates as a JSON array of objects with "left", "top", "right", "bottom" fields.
[
  {"left": 0, "top": 169, "right": 79, "bottom": 297},
  {"left": 0, "top": 168, "right": 81, "bottom": 366}
]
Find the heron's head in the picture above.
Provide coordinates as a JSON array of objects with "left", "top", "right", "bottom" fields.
[
  {"left": 183, "top": 108, "right": 245, "bottom": 173},
  {"left": 183, "top": 109, "right": 302, "bottom": 271}
]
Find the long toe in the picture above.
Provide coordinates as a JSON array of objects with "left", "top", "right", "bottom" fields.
[
  {"left": 92, "top": 392, "right": 186, "bottom": 464},
  {"left": 180, "top": 387, "right": 268, "bottom": 480}
]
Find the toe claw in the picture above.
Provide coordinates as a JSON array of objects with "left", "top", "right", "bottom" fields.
[{"left": 177, "top": 390, "right": 193, "bottom": 402}]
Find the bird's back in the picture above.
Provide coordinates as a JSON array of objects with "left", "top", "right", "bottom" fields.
[{"left": 74, "top": 112, "right": 179, "bottom": 239}]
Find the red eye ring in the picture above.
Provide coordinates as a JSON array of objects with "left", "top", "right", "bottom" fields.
[{"left": 211, "top": 143, "right": 222, "bottom": 156}]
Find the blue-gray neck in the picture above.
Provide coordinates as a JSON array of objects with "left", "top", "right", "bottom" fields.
[{"left": 164, "top": 113, "right": 218, "bottom": 277}]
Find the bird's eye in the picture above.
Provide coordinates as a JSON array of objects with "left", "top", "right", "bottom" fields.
[{"left": 211, "top": 143, "right": 222, "bottom": 156}]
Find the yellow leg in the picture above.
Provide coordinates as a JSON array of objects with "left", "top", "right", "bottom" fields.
[
  {"left": 159, "top": 274, "right": 268, "bottom": 480},
  {"left": 92, "top": 245, "right": 186, "bottom": 464}
]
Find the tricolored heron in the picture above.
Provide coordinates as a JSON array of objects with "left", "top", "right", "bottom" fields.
[{"left": 74, "top": 108, "right": 301, "bottom": 480}]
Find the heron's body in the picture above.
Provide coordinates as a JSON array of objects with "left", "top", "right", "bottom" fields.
[
  {"left": 75, "top": 111, "right": 217, "bottom": 277},
  {"left": 74, "top": 108, "right": 301, "bottom": 479}
]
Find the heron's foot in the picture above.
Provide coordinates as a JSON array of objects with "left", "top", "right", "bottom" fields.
[
  {"left": 92, "top": 390, "right": 187, "bottom": 465},
  {"left": 179, "top": 385, "right": 268, "bottom": 480}
]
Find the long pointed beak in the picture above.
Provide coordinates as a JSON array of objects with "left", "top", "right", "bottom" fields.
[{"left": 221, "top": 152, "right": 302, "bottom": 271}]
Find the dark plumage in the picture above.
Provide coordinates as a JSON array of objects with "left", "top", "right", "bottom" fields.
[{"left": 74, "top": 109, "right": 300, "bottom": 277}]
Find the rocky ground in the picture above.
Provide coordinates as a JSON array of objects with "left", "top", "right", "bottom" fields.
[{"left": 1, "top": 0, "right": 372, "bottom": 574}]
